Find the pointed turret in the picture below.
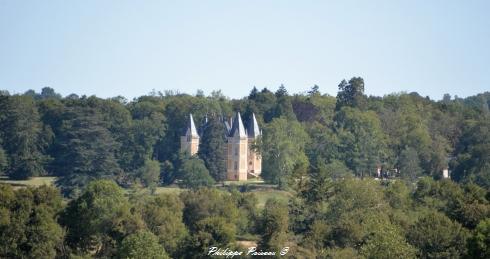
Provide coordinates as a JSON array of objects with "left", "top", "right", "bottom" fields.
[
  {"left": 187, "top": 114, "right": 199, "bottom": 138},
  {"left": 181, "top": 114, "right": 200, "bottom": 155},
  {"left": 247, "top": 113, "right": 260, "bottom": 138},
  {"left": 230, "top": 112, "right": 247, "bottom": 138}
]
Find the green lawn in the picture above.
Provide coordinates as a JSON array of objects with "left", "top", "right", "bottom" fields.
[
  {"left": 153, "top": 186, "right": 185, "bottom": 195},
  {"left": 0, "top": 176, "right": 291, "bottom": 208},
  {"left": 251, "top": 189, "right": 292, "bottom": 208},
  {"left": 0, "top": 176, "right": 57, "bottom": 188},
  {"left": 222, "top": 178, "right": 265, "bottom": 186}
]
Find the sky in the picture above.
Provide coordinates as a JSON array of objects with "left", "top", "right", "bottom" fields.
[{"left": 0, "top": 0, "right": 489, "bottom": 100}]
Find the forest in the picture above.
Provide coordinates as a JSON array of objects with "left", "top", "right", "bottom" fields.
[{"left": 0, "top": 78, "right": 489, "bottom": 258}]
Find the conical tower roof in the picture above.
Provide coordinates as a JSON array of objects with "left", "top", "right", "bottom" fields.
[
  {"left": 247, "top": 113, "right": 260, "bottom": 138},
  {"left": 230, "top": 112, "right": 246, "bottom": 138},
  {"left": 187, "top": 114, "right": 199, "bottom": 137}
]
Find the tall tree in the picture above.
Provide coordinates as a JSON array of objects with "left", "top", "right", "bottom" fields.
[
  {"left": 117, "top": 230, "right": 169, "bottom": 259},
  {"left": 198, "top": 116, "right": 227, "bottom": 181},
  {"left": 0, "top": 95, "right": 49, "bottom": 179},
  {"left": 138, "top": 193, "right": 188, "bottom": 256},
  {"left": 260, "top": 117, "right": 309, "bottom": 188},
  {"left": 408, "top": 211, "right": 469, "bottom": 258},
  {"left": 179, "top": 156, "right": 215, "bottom": 189},
  {"left": 0, "top": 145, "right": 7, "bottom": 175},
  {"left": 137, "top": 159, "right": 161, "bottom": 190},
  {"left": 468, "top": 218, "right": 490, "bottom": 258},
  {"left": 398, "top": 147, "right": 423, "bottom": 181},
  {"left": 53, "top": 107, "right": 121, "bottom": 195},
  {"left": 258, "top": 199, "right": 289, "bottom": 253},
  {"left": 335, "top": 77, "right": 367, "bottom": 110},
  {"left": 453, "top": 119, "right": 490, "bottom": 189},
  {"left": 60, "top": 180, "right": 134, "bottom": 256},
  {"left": 0, "top": 185, "right": 64, "bottom": 259},
  {"left": 335, "top": 107, "right": 388, "bottom": 177}
]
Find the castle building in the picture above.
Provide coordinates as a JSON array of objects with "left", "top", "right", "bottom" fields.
[
  {"left": 180, "top": 114, "right": 200, "bottom": 156},
  {"left": 180, "top": 112, "right": 262, "bottom": 181}
]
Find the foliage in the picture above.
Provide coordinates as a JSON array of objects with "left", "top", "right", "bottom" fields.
[
  {"left": 467, "top": 218, "right": 490, "bottom": 258},
  {"left": 179, "top": 156, "right": 215, "bottom": 189},
  {"left": 198, "top": 116, "right": 227, "bottom": 182},
  {"left": 258, "top": 198, "right": 289, "bottom": 253},
  {"left": 260, "top": 117, "right": 309, "bottom": 188},
  {"left": 398, "top": 147, "right": 423, "bottom": 181},
  {"left": 453, "top": 118, "right": 490, "bottom": 189},
  {"left": 407, "top": 211, "right": 469, "bottom": 258},
  {"left": 0, "top": 84, "right": 489, "bottom": 258},
  {"left": 117, "top": 230, "right": 169, "bottom": 259},
  {"left": 336, "top": 77, "right": 367, "bottom": 110},
  {"left": 138, "top": 159, "right": 161, "bottom": 190},
  {"left": 0, "top": 185, "right": 63, "bottom": 258},
  {"left": 138, "top": 193, "right": 187, "bottom": 256},
  {"left": 60, "top": 180, "right": 134, "bottom": 256},
  {"left": 0, "top": 95, "right": 49, "bottom": 179},
  {"left": 53, "top": 106, "right": 121, "bottom": 195},
  {"left": 335, "top": 107, "right": 388, "bottom": 177}
]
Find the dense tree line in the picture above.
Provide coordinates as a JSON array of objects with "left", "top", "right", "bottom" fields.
[
  {"left": 0, "top": 177, "right": 488, "bottom": 258},
  {"left": 1, "top": 83, "right": 489, "bottom": 191},
  {"left": 0, "top": 82, "right": 489, "bottom": 257}
]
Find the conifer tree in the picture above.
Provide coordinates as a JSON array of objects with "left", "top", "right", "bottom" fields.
[
  {"left": 0, "top": 95, "right": 49, "bottom": 179},
  {"left": 198, "top": 116, "right": 227, "bottom": 182}
]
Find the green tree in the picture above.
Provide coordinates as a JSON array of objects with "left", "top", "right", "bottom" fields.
[
  {"left": 179, "top": 156, "right": 215, "bottom": 189},
  {"left": 258, "top": 199, "right": 289, "bottom": 254},
  {"left": 398, "top": 147, "right": 423, "bottom": 181},
  {"left": 181, "top": 188, "right": 239, "bottom": 232},
  {"left": 182, "top": 216, "right": 237, "bottom": 258},
  {"left": 122, "top": 99, "right": 166, "bottom": 172},
  {"left": 360, "top": 223, "right": 417, "bottom": 259},
  {"left": 118, "top": 230, "right": 169, "bottom": 259},
  {"left": 60, "top": 180, "right": 133, "bottom": 256},
  {"left": 198, "top": 116, "right": 227, "bottom": 182},
  {"left": 0, "top": 185, "right": 64, "bottom": 259},
  {"left": 453, "top": 119, "right": 490, "bottom": 189},
  {"left": 260, "top": 117, "right": 309, "bottom": 188},
  {"left": 138, "top": 159, "right": 161, "bottom": 190},
  {"left": 335, "top": 107, "right": 388, "bottom": 177},
  {"left": 0, "top": 146, "right": 7, "bottom": 174},
  {"left": 303, "top": 160, "right": 351, "bottom": 203},
  {"left": 408, "top": 211, "right": 469, "bottom": 258},
  {"left": 336, "top": 77, "right": 367, "bottom": 110},
  {"left": 264, "top": 85, "right": 296, "bottom": 122},
  {"left": 140, "top": 193, "right": 187, "bottom": 256},
  {"left": 53, "top": 107, "right": 121, "bottom": 195},
  {"left": 0, "top": 95, "right": 49, "bottom": 179},
  {"left": 467, "top": 218, "right": 490, "bottom": 259}
]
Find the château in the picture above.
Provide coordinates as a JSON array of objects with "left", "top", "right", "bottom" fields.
[{"left": 181, "top": 112, "right": 262, "bottom": 181}]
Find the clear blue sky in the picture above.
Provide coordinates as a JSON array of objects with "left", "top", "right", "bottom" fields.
[{"left": 1, "top": 0, "right": 489, "bottom": 100}]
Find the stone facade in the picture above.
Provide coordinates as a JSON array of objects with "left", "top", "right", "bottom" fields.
[{"left": 180, "top": 112, "right": 261, "bottom": 181}]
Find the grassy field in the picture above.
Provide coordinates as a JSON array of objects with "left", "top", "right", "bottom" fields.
[
  {"left": 251, "top": 189, "right": 292, "bottom": 208},
  {"left": 153, "top": 186, "right": 185, "bottom": 195},
  {"left": 0, "top": 176, "right": 56, "bottom": 188},
  {"left": 0, "top": 176, "right": 291, "bottom": 208}
]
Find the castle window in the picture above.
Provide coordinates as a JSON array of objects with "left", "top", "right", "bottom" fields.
[
  {"left": 234, "top": 162, "right": 238, "bottom": 170},
  {"left": 234, "top": 147, "right": 238, "bottom": 156},
  {"left": 249, "top": 161, "right": 252, "bottom": 165}
]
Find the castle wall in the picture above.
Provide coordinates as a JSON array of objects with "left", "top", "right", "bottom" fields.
[
  {"left": 180, "top": 136, "right": 199, "bottom": 156},
  {"left": 226, "top": 136, "right": 248, "bottom": 181}
]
